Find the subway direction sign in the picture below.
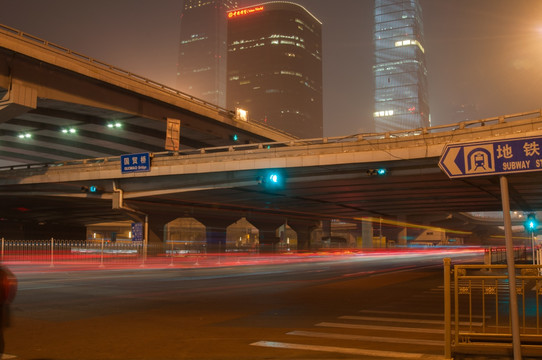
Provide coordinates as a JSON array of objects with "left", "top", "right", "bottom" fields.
[
  {"left": 121, "top": 152, "right": 150, "bottom": 174},
  {"left": 439, "top": 135, "right": 542, "bottom": 179}
]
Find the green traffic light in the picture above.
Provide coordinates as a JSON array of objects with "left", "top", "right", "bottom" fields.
[
  {"left": 525, "top": 214, "right": 538, "bottom": 233},
  {"left": 367, "top": 168, "right": 388, "bottom": 176}
]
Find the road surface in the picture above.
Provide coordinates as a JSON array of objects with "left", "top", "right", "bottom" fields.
[{"left": 4, "top": 249, "right": 481, "bottom": 359}]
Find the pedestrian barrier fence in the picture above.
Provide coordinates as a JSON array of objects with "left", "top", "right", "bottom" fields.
[
  {"left": 0, "top": 238, "right": 263, "bottom": 268},
  {"left": 484, "top": 246, "right": 528, "bottom": 265},
  {"left": 444, "top": 258, "right": 542, "bottom": 358}
]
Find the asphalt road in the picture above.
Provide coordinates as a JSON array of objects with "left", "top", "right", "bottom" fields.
[{"left": 4, "top": 249, "right": 482, "bottom": 360}]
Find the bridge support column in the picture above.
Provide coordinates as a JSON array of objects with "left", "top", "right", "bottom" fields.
[
  {"left": 287, "top": 220, "right": 320, "bottom": 251},
  {"left": 322, "top": 220, "right": 331, "bottom": 240},
  {"left": 147, "top": 216, "right": 172, "bottom": 243},
  {"left": 397, "top": 216, "right": 408, "bottom": 246},
  {"left": 193, "top": 216, "right": 239, "bottom": 253},
  {"left": 361, "top": 219, "right": 373, "bottom": 248},
  {"left": 123, "top": 214, "right": 173, "bottom": 243},
  {"left": 246, "top": 217, "right": 281, "bottom": 253}
]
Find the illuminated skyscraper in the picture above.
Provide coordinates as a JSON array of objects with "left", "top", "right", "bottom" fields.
[
  {"left": 373, "top": 0, "right": 430, "bottom": 133},
  {"left": 227, "top": 2, "right": 323, "bottom": 138},
  {"left": 177, "top": 0, "right": 237, "bottom": 108}
]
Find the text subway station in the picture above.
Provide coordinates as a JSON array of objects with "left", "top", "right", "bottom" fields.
[{"left": 439, "top": 135, "right": 542, "bottom": 178}]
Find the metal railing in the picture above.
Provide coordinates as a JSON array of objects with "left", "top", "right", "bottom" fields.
[
  {"left": 484, "top": 246, "right": 528, "bottom": 265},
  {"left": 0, "top": 23, "right": 228, "bottom": 115},
  {"left": 444, "top": 258, "right": 542, "bottom": 358}
]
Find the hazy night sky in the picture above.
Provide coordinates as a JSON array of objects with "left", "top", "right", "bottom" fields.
[{"left": 0, "top": 0, "right": 540, "bottom": 137}]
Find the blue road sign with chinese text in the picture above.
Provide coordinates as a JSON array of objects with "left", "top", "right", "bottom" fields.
[
  {"left": 439, "top": 136, "right": 542, "bottom": 179},
  {"left": 121, "top": 152, "right": 150, "bottom": 174},
  {"left": 131, "top": 223, "right": 143, "bottom": 242}
]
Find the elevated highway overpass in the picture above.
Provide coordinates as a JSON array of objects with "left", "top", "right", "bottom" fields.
[
  {"left": 1, "top": 111, "right": 542, "bottom": 246},
  {"left": 0, "top": 24, "right": 295, "bottom": 167},
  {"left": 1, "top": 24, "right": 541, "bottom": 247}
]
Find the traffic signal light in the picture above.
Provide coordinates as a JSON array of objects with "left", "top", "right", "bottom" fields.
[
  {"left": 525, "top": 214, "right": 538, "bottom": 233},
  {"left": 231, "top": 134, "right": 239, "bottom": 141},
  {"left": 367, "top": 168, "right": 387, "bottom": 176},
  {"left": 258, "top": 171, "right": 283, "bottom": 186},
  {"left": 81, "top": 185, "right": 104, "bottom": 194}
]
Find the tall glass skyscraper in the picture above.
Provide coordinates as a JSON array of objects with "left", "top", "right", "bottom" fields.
[
  {"left": 373, "top": 0, "right": 430, "bottom": 133},
  {"left": 227, "top": 2, "right": 323, "bottom": 138},
  {"left": 177, "top": 0, "right": 237, "bottom": 108}
]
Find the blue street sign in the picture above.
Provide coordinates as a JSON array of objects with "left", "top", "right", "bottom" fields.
[
  {"left": 131, "top": 223, "right": 143, "bottom": 242},
  {"left": 439, "top": 135, "right": 542, "bottom": 179},
  {"left": 121, "top": 152, "right": 150, "bottom": 174}
]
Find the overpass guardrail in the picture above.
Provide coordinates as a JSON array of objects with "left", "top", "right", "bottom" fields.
[
  {"left": 0, "top": 24, "right": 229, "bottom": 114},
  {"left": 1, "top": 109, "right": 541, "bottom": 172}
]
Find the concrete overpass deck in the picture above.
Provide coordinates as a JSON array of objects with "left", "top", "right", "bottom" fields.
[{"left": 1, "top": 110, "right": 541, "bottom": 235}]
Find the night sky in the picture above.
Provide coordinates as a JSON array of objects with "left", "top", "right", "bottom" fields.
[{"left": 0, "top": 0, "right": 540, "bottom": 137}]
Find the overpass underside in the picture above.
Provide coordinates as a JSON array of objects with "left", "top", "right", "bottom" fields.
[{"left": 1, "top": 112, "right": 542, "bottom": 247}]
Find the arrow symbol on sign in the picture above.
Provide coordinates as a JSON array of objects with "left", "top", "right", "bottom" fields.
[{"left": 439, "top": 146, "right": 463, "bottom": 177}]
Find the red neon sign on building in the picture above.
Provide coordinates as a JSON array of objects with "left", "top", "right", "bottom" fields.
[{"left": 228, "top": 6, "right": 264, "bottom": 19}]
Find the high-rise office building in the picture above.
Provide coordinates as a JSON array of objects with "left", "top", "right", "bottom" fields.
[
  {"left": 177, "top": 0, "right": 237, "bottom": 108},
  {"left": 373, "top": 0, "right": 430, "bottom": 133},
  {"left": 227, "top": 2, "right": 323, "bottom": 138}
]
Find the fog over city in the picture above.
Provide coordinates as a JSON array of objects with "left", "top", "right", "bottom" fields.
[{"left": 1, "top": 0, "right": 540, "bottom": 136}]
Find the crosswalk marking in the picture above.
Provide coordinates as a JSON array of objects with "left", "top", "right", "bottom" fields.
[
  {"left": 287, "top": 330, "right": 445, "bottom": 346},
  {"left": 359, "top": 309, "right": 443, "bottom": 317},
  {"left": 252, "top": 285, "right": 455, "bottom": 358},
  {"left": 344, "top": 315, "right": 445, "bottom": 324},
  {"left": 341, "top": 315, "right": 482, "bottom": 327},
  {"left": 317, "top": 321, "right": 445, "bottom": 334},
  {"left": 250, "top": 341, "right": 445, "bottom": 359},
  {"left": 359, "top": 309, "right": 488, "bottom": 319}
]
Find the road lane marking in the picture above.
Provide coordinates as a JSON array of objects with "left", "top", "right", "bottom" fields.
[
  {"left": 359, "top": 309, "right": 488, "bottom": 319},
  {"left": 251, "top": 340, "right": 444, "bottom": 359},
  {"left": 317, "top": 322, "right": 445, "bottom": 334},
  {"left": 340, "top": 315, "right": 482, "bottom": 327},
  {"left": 360, "top": 310, "right": 442, "bottom": 317},
  {"left": 287, "top": 330, "right": 444, "bottom": 346}
]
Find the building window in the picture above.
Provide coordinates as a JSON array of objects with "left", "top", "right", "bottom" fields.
[
  {"left": 374, "top": 110, "right": 394, "bottom": 117},
  {"left": 394, "top": 39, "right": 425, "bottom": 53}
]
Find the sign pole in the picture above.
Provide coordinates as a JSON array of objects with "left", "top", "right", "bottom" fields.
[
  {"left": 500, "top": 175, "right": 522, "bottom": 360},
  {"left": 532, "top": 232, "right": 535, "bottom": 265}
]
